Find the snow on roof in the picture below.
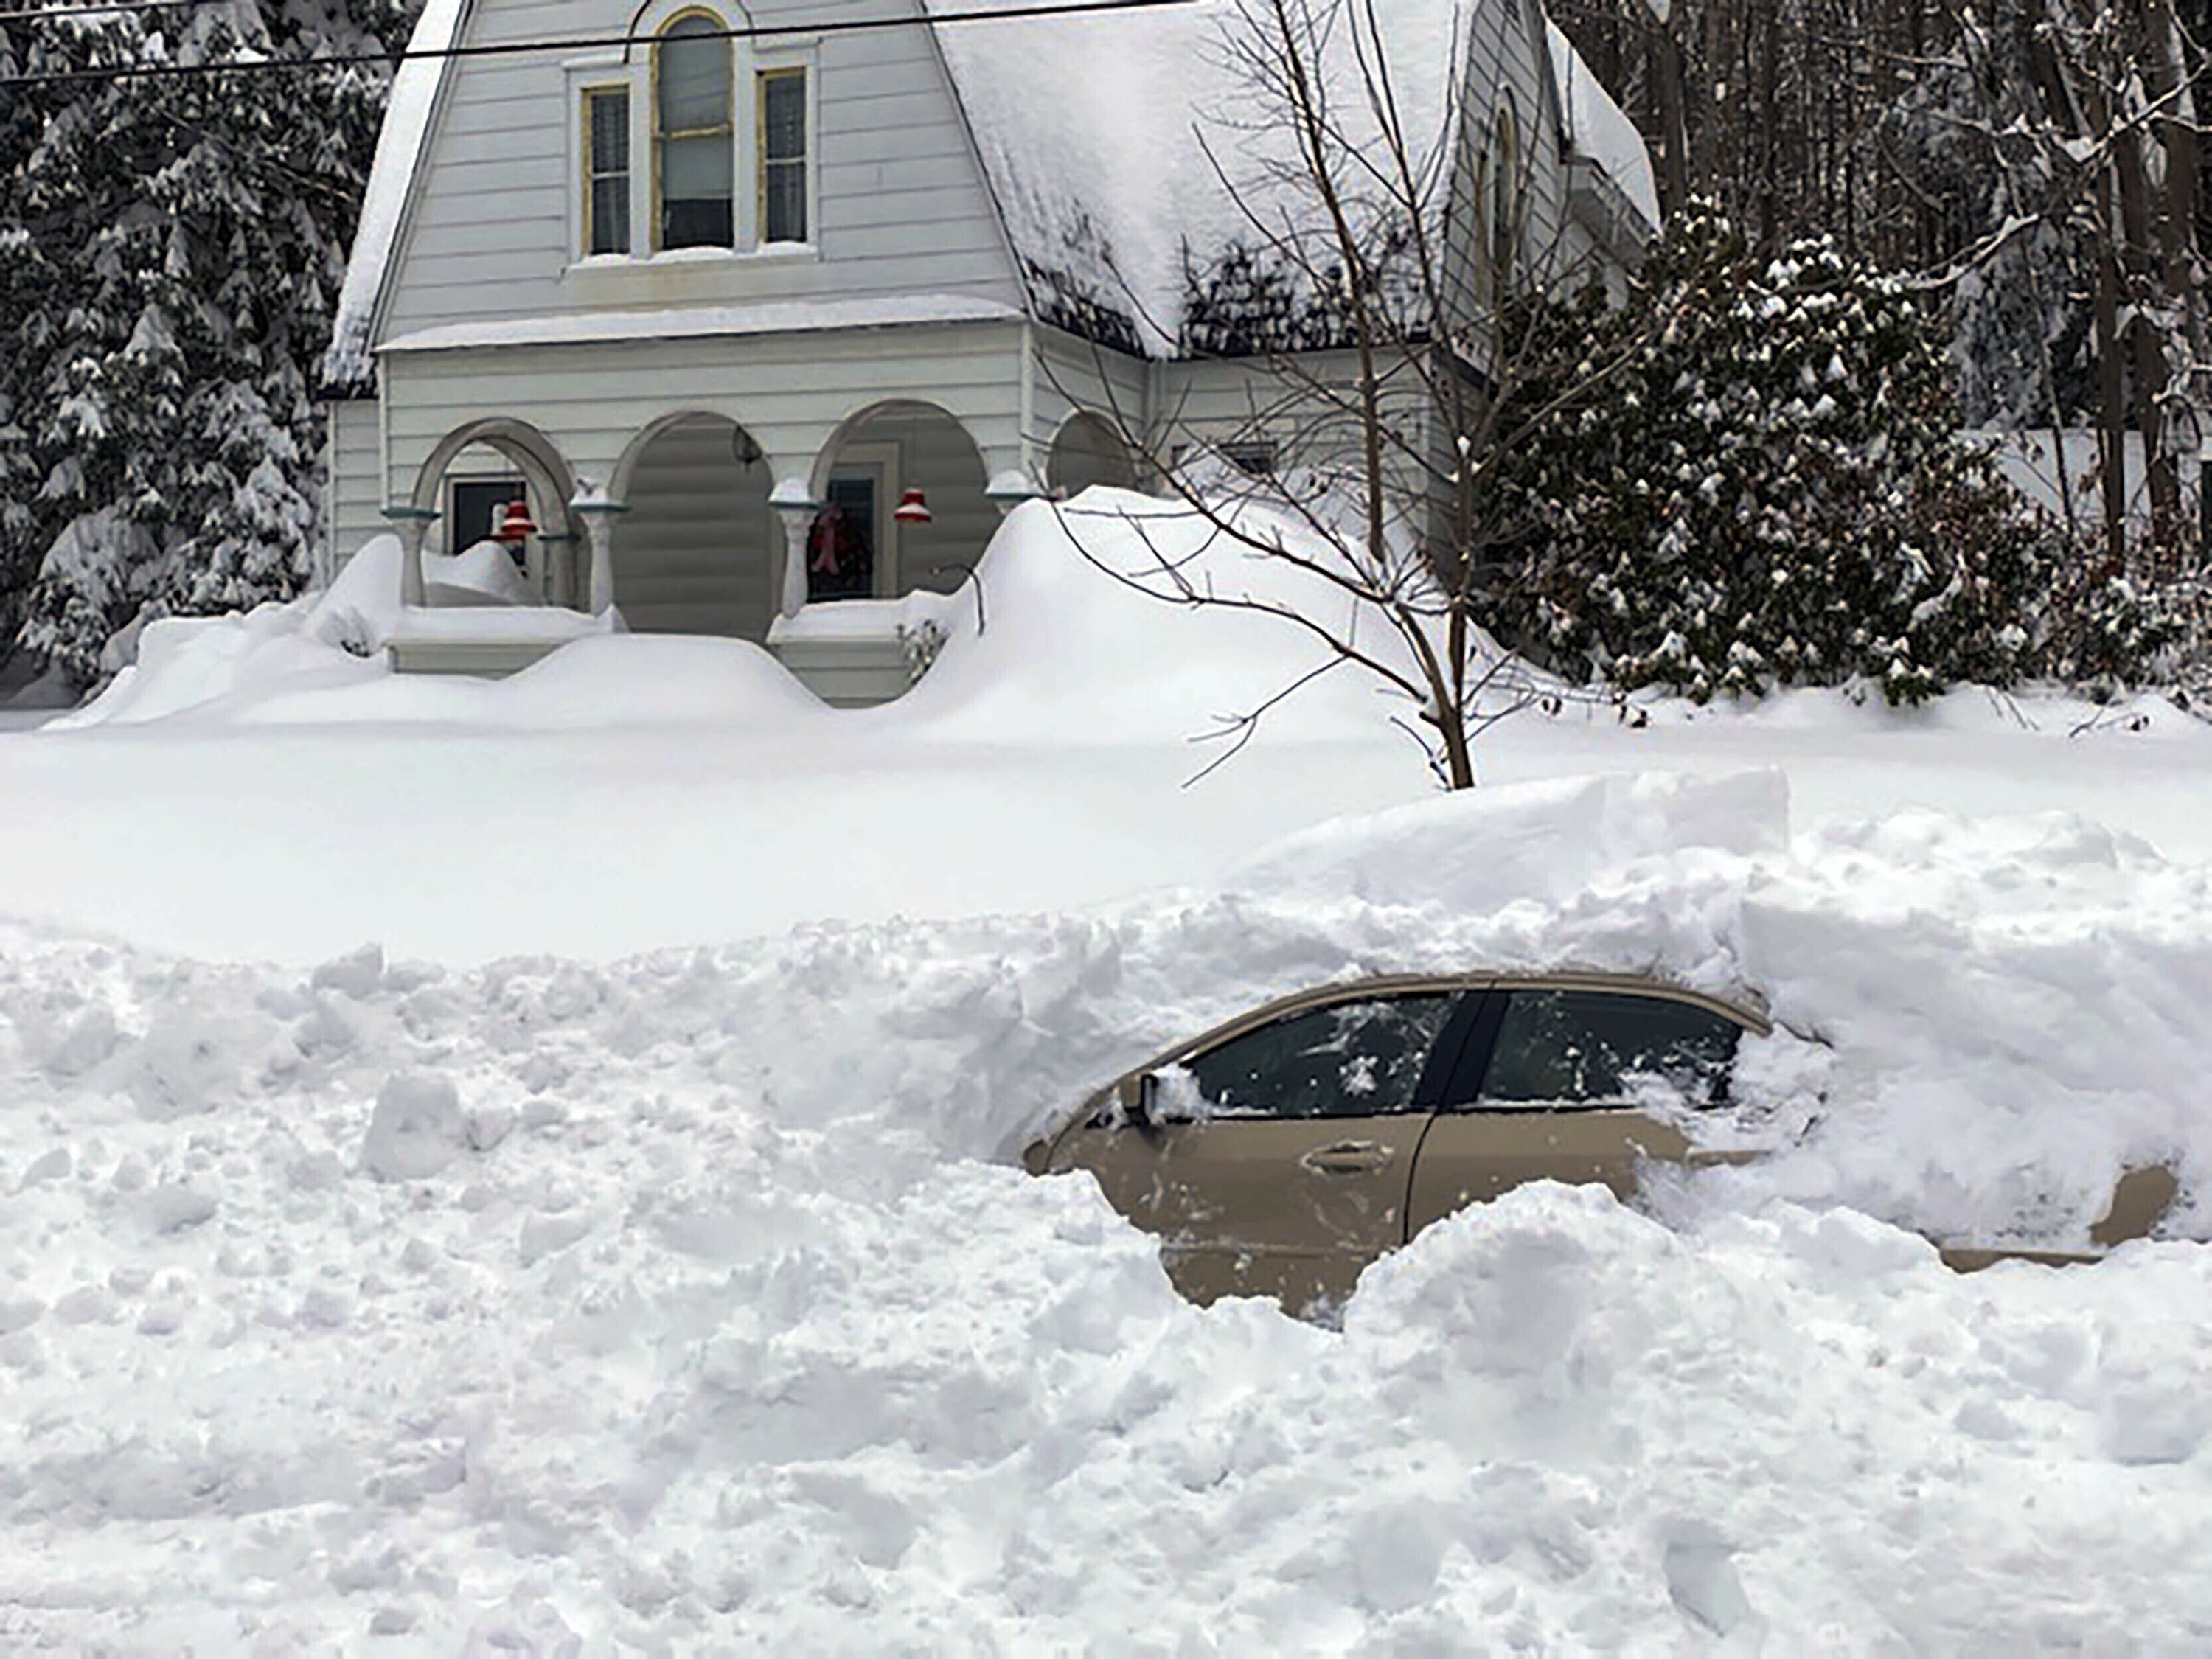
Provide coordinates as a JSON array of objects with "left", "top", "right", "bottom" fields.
[
  {"left": 324, "top": 0, "right": 469, "bottom": 389},
  {"left": 326, "top": 0, "right": 1659, "bottom": 379},
  {"left": 926, "top": 0, "right": 1468, "bottom": 356},
  {"left": 1545, "top": 18, "right": 1659, "bottom": 229}
]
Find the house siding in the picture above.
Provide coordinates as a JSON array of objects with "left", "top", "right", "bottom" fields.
[
  {"left": 1031, "top": 326, "right": 1149, "bottom": 485},
  {"left": 378, "top": 0, "right": 1024, "bottom": 350},
  {"left": 1441, "top": 0, "right": 1571, "bottom": 340},
  {"left": 375, "top": 319, "right": 1026, "bottom": 507},
  {"left": 616, "top": 415, "right": 779, "bottom": 639},
  {"left": 324, "top": 398, "right": 386, "bottom": 574}
]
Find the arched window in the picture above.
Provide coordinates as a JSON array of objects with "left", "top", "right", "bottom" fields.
[
  {"left": 657, "top": 13, "right": 734, "bottom": 249},
  {"left": 1486, "top": 95, "right": 1521, "bottom": 297}
]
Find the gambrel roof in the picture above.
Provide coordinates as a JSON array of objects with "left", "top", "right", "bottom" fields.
[
  {"left": 925, "top": 0, "right": 1655, "bottom": 354},
  {"left": 327, "top": 0, "right": 1656, "bottom": 384}
]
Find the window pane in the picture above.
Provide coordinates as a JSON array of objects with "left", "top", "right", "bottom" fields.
[
  {"left": 662, "top": 130, "right": 731, "bottom": 200},
  {"left": 764, "top": 160, "right": 806, "bottom": 242},
  {"left": 1475, "top": 990, "right": 1741, "bottom": 1110},
  {"left": 658, "top": 19, "right": 728, "bottom": 133},
  {"left": 590, "top": 176, "right": 630, "bottom": 254},
  {"left": 662, "top": 194, "right": 733, "bottom": 248},
  {"left": 1181, "top": 995, "right": 1458, "bottom": 1119},
  {"left": 762, "top": 71, "right": 805, "bottom": 161},
  {"left": 589, "top": 88, "right": 629, "bottom": 174}
]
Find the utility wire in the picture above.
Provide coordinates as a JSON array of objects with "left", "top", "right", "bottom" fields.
[{"left": 0, "top": 0, "right": 1197, "bottom": 86}]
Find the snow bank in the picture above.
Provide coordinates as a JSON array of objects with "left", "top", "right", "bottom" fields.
[
  {"left": 46, "top": 534, "right": 830, "bottom": 732},
  {"left": 209, "top": 636, "right": 830, "bottom": 730},
  {"left": 52, "top": 490, "right": 1443, "bottom": 747},
  {"left": 7, "top": 768, "right": 2212, "bottom": 1646},
  {"left": 45, "top": 605, "right": 389, "bottom": 730},
  {"left": 893, "top": 489, "right": 1431, "bottom": 747}
]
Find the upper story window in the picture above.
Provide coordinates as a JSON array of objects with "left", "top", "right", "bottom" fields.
[
  {"left": 758, "top": 66, "right": 807, "bottom": 244},
  {"left": 571, "top": 19, "right": 813, "bottom": 262},
  {"left": 657, "top": 13, "right": 734, "bottom": 249},
  {"left": 583, "top": 86, "right": 632, "bottom": 255}
]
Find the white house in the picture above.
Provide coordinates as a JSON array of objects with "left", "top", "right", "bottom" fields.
[{"left": 322, "top": 0, "right": 1657, "bottom": 699}]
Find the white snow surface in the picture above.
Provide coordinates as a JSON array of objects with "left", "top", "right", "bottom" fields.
[
  {"left": 9, "top": 493, "right": 2212, "bottom": 1644},
  {"left": 9, "top": 762, "right": 2212, "bottom": 1648}
]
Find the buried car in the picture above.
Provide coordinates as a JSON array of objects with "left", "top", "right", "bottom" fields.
[{"left": 1020, "top": 970, "right": 2180, "bottom": 1316}]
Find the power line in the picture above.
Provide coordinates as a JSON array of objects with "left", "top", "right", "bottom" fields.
[{"left": 0, "top": 0, "right": 1198, "bottom": 87}]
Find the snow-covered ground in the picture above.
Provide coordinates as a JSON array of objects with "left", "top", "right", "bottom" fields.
[{"left": 7, "top": 495, "right": 2212, "bottom": 1649}]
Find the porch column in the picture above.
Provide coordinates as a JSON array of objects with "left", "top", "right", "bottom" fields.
[
  {"left": 768, "top": 479, "right": 819, "bottom": 619},
  {"left": 380, "top": 504, "right": 439, "bottom": 607},
  {"left": 569, "top": 487, "right": 628, "bottom": 616},
  {"left": 984, "top": 465, "right": 1043, "bottom": 517}
]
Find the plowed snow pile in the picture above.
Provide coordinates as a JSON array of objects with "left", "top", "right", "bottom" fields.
[{"left": 5, "top": 771, "right": 2212, "bottom": 1652}]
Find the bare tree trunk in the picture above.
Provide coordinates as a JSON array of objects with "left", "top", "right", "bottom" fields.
[
  {"left": 1651, "top": 13, "right": 1690, "bottom": 215},
  {"left": 2144, "top": 0, "right": 2204, "bottom": 566}
]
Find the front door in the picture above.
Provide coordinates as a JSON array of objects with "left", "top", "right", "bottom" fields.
[
  {"left": 809, "top": 472, "right": 878, "bottom": 601},
  {"left": 1051, "top": 991, "right": 1467, "bottom": 1316},
  {"left": 1407, "top": 986, "right": 1747, "bottom": 1234}
]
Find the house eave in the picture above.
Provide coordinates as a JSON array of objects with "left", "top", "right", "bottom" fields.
[{"left": 374, "top": 295, "right": 1026, "bottom": 357}]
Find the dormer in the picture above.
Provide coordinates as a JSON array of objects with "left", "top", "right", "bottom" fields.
[{"left": 565, "top": 4, "right": 818, "bottom": 267}]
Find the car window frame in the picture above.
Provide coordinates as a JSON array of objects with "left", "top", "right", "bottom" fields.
[
  {"left": 1148, "top": 985, "right": 1485, "bottom": 1123},
  {"left": 1437, "top": 978, "right": 1764, "bottom": 1113}
]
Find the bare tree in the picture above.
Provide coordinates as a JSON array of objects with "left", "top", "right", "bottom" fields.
[{"left": 1044, "top": 0, "right": 1669, "bottom": 790}]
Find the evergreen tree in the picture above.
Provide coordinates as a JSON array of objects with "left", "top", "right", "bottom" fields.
[
  {"left": 0, "top": 0, "right": 415, "bottom": 684},
  {"left": 1477, "top": 202, "right": 2056, "bottom": 704}
]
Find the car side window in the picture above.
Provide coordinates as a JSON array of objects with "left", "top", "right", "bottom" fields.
[
  {"left": 1473, "top": 990, "right": 1741, "bottom": 1110},
  {"left": 1178, "top": 995, "right": 1460, "bottom": 1120}
]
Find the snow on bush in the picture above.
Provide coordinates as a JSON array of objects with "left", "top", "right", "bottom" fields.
[
  {"left": 6, "top": 770, "right": 2212, "bottom": 1646},
  {"left": 1479, "top": 203, "right": 2057, "bottom": 704}
]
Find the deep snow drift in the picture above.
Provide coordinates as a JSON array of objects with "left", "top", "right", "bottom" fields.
[
  {"left": 6, "top": 771, "right": 2212, "bottom": 1651},
  {"left": 6, "top": 490, "right": 2212, "bottom": 965},
  {"left": 7, "top": 491, "right": 2212, "bottom": 1648}
]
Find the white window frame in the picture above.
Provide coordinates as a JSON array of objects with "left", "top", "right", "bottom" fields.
[
  {"left": 562, "top": 27, "right": 819, "bottom": 267},
  {"left": 653, "top": 7, "right": 738, "bottom": 254},
  {"left": 743, "top": 41, "right": 818, "bottom": 251},
  {"left": 564, "top": 53, "right": 644, "bottom": 266}
]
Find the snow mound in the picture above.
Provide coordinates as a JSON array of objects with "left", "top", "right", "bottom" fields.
[
  {"left": 44, "top": 490, "right": 1490, "bottom": 746},
  {"left": 46, "top": 532, "right": 828, "bottom": 731},
  {"left": 9, "top": 773, "right": 2212, "bottom": 1646},
  {"left": 895, "top": 490, "right": 1435, "bottom": 747},
  {"left": 1232, "top": 767, "right": 1788, "bottom": 911},
  {"left": 46, "top": 604, "right": 387, "bottom": 730}
]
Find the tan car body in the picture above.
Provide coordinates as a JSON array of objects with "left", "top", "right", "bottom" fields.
[{"left": 1024, "top": 972, "right": 2179, "bottom": 1315}]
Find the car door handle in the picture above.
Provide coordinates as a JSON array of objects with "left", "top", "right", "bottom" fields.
[{"left": 1301, "top": 1140, "right": 1389, "bottom": 1175}]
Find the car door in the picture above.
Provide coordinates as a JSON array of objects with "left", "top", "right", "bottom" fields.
[
  {"left": 1051, "top": 989, "right": 1475, "bottom": 1315},
  {"left": 1407, "top": 983, "right": 1750, "bottom": 1236}
]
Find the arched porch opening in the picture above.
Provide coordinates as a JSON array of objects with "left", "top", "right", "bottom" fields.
[
  {"left": 612, "top": 411, "right": 777, "bottom": 641},
  {"left": 408, "top": 417, "right": 582, "bottom": 602},
  {"left": 810, "top": 400, "right": 990, "bottom": 604},
  {"left": 1048, "top": 411, "right": 1139, "bottom": 498}
]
